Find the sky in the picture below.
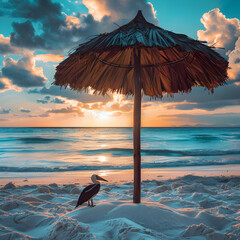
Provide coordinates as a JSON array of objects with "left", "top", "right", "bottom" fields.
[{"left": 0, "top": 0, "right": 240, "bottom": 127}]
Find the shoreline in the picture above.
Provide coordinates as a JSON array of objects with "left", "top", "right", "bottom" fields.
[{"left": 1, "top": 164, "right": 239, "bottom": 186}]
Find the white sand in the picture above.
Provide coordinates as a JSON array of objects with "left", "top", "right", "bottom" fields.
[{"left": 0, "top": 174, "right": 239, "bottom": 240}]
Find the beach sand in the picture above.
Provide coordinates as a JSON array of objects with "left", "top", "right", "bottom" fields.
[
  {"left": 0, "top": 167, "right": 240, "bottom": 240},
  {"left": 1, "top": 164, "right": 240, "bottom": 186}
]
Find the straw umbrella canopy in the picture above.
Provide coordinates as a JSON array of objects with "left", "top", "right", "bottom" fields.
[{"left": 54, "top": 10, "right": 228, "bottom": 203}]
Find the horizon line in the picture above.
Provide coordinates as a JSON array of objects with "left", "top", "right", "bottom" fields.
[{"left": 0, "top": 126, "right": 240, "bottom": 128}]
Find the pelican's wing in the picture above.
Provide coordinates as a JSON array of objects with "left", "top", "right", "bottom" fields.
[{"left": 76, "top": 184, "right": 100, "bottom": 207}]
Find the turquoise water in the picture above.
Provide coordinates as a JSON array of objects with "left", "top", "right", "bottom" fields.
[{"left": 0, "top": 127, "right": 240, "bottom": 172}]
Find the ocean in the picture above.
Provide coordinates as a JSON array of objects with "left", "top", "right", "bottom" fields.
[{"left": 0, "top": 127, "right": 240, "bottom": 173}]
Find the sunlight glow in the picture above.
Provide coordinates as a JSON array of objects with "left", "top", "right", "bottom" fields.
[
  {"left": 113, "top": 93, "right": 124, "bottom": 103},
  {"left": 98, "top": 170, "right": 108, "bottom": 177},
  {"left": 98, "top": 156, "right": 107, "bottom": 163},
  {"left": 93, "top": 111, "right": 111, "bottom": 120}
]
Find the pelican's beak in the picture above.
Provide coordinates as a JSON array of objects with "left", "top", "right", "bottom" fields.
[{"left": 96, "top": 175, "right": 108, "bottom": 182}]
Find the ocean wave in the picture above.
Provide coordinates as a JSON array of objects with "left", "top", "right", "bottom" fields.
[
  {"left": 234, "top": 134, "right": 240, "bottom": 139},
  {"left": 80, "top": 148, "right": 240, "bottom": 157},
  {"left": 18, "top": 137, "right": 63, "bottom": 144},
  {"left": 0, "top": 159, "right": 240, "bottom": 172},
  {"left": 192, "top": 134, "right": 220, "bottom": 141}
]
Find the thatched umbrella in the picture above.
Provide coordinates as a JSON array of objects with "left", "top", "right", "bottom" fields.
[{"left": 54, "top": 10, "right": 228, "bottom": 203}]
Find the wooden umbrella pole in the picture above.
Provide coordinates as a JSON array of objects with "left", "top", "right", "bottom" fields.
[{"left": 133, "top": 47, "right": 141, "bottom": 203}]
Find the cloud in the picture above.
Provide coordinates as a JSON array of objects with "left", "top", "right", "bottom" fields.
[
  {"left": 79, "top": 93, "right": 133, "bottom": 113},
  {"left": 197, "top": 8, "right": 240, "bottom": 82},
  {"left": 166, "top": 99, "right": 240, "bottom": 111},
  {"left": 36, "top": 99, "right": 48, "bottom": 104},
  {"left": 5, "top": 0, "right": 61, "bottom": 20},
  {"left": 144, "top": 81, "right": 240, "bottom": 110},
  {"left": 47, "top": 106, "right": 84, "bottom": 116},
  {"left": 39, "top": 113, "right": 50, "bottom": 117},
  {"left": 109, "top": 102, "right": 132, "bottom": 112},
  {"left": 29, "top": 86, "right": 112, "bottom": 103},
  {"left": 6, "top": 0, "right": 101, "bottom": 51},
  {"left": 82, "top": 0, "right": 158, "bottom": 24},
  {"left": 228, "top": 38, "right": 240, "bottom": 80},
  {"left": 0, "top": 34, "right": 21, "bottom": 55},
  {"left": 1, "top": 3, "right": 239, "bottom": 125},
  {"left": 1, "top": 53, "right": 47, "bottom": 88},
  {"left": 10, "top": 21, "right": 46, "bottom": 49},
  {"left": 0, "top": 108, "right": 11, "bottom": 114},
  {"left": 81, "top": 0, "right": 110, "bottom": 21},
  {"left": 34, "top": 54, "right": 65, "bottom": 63},
  {"left": 51, "top": 97, "right": 65, "bottom": 104},
  {"left": 20, "top": 108, "right": 31, "bottom": 113},
  {"left": 0, "top": 74, "right": 22, "bottom": 92},
  {"left": 5, "top": 0, "right": 157, "bottom": 51},
  {"left": 0, "top": 80, "right": 4, "bottom": 90},
  {"left": 36, "top": 96, "right": 51, "bottom": 104},
  {"left": 198, "top": 8, "right": 240, "bottom": 52},
  {"left": 65, "top": 15, "right": 81, "bottom": 29}
]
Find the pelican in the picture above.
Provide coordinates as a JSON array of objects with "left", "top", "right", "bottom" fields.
[{"left": 76, "top": 174, "right": 108, "bottom": 208}]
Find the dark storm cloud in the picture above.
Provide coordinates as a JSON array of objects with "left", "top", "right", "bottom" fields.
[
  {"left": 7, "top": 0, "right": 61, "bottom": 20},
  {"left": 28, "top": 86, "right": 112, "bottom": 103},
  {"left": 1, "top": 54, "right": 46, "bottom": 88},
  {"left": 0, "top": 1, "right": 11, "bottom": 16},
  {"left": 10, "top": 21, "right": 46, "bottom": 49},
  {"left": 5, "top": 0, "right": 157, "bottom": 51},
  {"left": 5, "top": 0, "right": 104, "bottom": 50},
  {"left": 6, "top": 0, "right": 74, "bottom": 50}
]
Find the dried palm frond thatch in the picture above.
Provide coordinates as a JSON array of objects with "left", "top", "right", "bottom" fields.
[{"left": 54, "top": 10, "right": 228, "bottom": 97}]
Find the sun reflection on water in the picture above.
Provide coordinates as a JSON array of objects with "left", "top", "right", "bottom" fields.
[
  {"left": 98, "top": 156, "right": 107, "bottom": 162},
  {"left": 99, "top": 170, "right": 108, "bottom": 177}
]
